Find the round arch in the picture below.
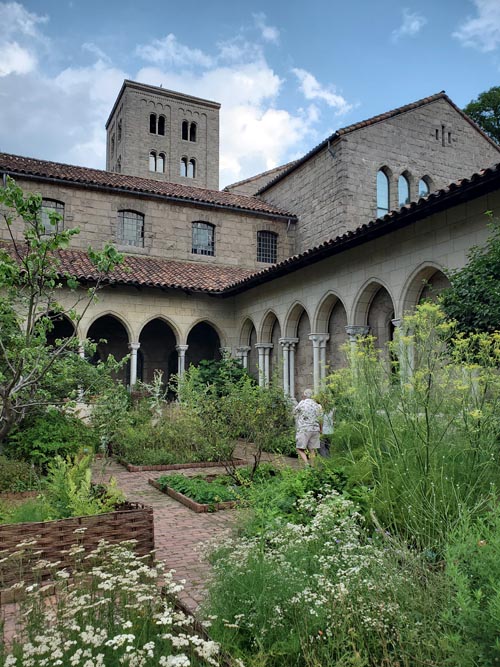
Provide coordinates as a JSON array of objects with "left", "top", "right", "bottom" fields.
[
  {"left": 83, "top": 310, "right": 133, "bottom": 342},
  {"left": 258, "top": 309, "right": 281, "bottom": 343},
  {"left": 185, "top": 317, "right": 227, "bottom": 348},
  {"left": 87, "top": 314, "right": 130, "bottom": 384},
  {"left": 45, "top": 313, "right": 76, "bottom": 348},
  {"left": 400, "top": 263, "right": 450, "bottom": 315},
  {"left": 138, "top": 318, "right": 178, "bottom": 386},
  {"left": 239, "top": 317, "right": 257, "bottom": 346},
  {"left": 313, "top": 291, "right": 347, "bottom": 332},
  {"left": 352, "top": 278, "right": 395, "bottom": 325}
]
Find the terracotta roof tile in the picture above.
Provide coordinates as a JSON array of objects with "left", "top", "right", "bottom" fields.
[{"left": 0, "top": 152, "right": 296, "bottom": 220}]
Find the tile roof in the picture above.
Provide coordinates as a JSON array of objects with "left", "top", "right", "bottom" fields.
[
  {"left": 0, "top": 152, "right": 296, "bottom": 220},
  {"left": 223, "top": 160, "right": 298, "bottom": 192},
  {"left": 225, "top": 161, "right": 500, "bottom": 294},
  {"left": 257, "top": 92, "right": 500, "bottom": 194}
]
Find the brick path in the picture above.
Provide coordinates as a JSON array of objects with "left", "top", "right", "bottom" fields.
[{"left": 94, "top": 444, "right": 300, "bottom": 613}]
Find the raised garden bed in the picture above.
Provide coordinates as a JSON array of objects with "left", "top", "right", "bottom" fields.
[
  {"left": 149, "top": 478, "right": 238, "bottom": 513},
  {"left": 0, "top": 501, "right": 154, "bottom": 600},
  {"left": 119, "top": 457, "right": 247, "bottom": 472}
]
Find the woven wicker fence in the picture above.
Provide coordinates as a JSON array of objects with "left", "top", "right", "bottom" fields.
[{"left": 0, "top": 502, "right": 154, "bottom": 595}]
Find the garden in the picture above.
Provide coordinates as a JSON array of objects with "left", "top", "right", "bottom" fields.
[{"left": 1, "top": 179, "right": 500, "bottom": 666}]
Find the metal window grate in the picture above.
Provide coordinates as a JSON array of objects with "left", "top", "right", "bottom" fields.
[
  {"left": 41, "top": 199, "right": 64, "bottom": 234},
  {"left": 118, "top": 210, "right": 144, "bottom": 247},
  {"left": 192, "top": 222, "right": 215, "bottom": 256},
  {"left": 257, "top": 231, "right": 277, "bottom": 263}
]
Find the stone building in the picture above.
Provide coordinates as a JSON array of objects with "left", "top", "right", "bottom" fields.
[{"left": 1, "top": 82, "right": 499, "bottom": 398}]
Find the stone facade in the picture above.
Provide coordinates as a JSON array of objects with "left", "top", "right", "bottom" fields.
[
  {"left": 106, "top": 81, "right": 220, "bottom": 190},
  {"left": 259, "top": 97, "right": 500, "bottom": 252}
]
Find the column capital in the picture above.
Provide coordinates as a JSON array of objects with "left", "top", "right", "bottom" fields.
[
  {"left": 254, "top": 342, "right": 273, "bottom": 350},
  {"left": 220, "top": 346, "right": 232, "bottom": 357},
  {"left": 309, "top": 332, "right": 330, "bottom": 345},
  {"left": 345, "top": 325, "right": 370, "bottom": 338},
  {"left": 391, "top": 318, "right": 402, "bottom": 328},
  {"left": 175, "top": 344, "right": 189, "bottom": 352},
  {"left": 279, "top": 337, "right": 299, "bottom": 349},
  {"left": 236, "top": 345, "right": 251, "bottom": 354},
  {"left": 129, "top": 341, "right": 141, "bottom": 352}
]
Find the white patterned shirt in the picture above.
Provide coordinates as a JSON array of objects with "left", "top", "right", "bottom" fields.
[{"left": 294, "top": 398, "right": 322, "bottom": 433}]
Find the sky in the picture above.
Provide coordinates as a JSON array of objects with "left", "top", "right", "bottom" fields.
[{"left": 0, "top": 0, "right": 499, "bottom": 187}]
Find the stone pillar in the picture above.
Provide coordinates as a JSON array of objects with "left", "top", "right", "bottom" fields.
[
  {"left": 345, "top": 325, "right": 370, "bottom": 347},
  {"left": 255, "top": 343, "right": 273, "bottom": 387},
  {"left": 176, "top": 344, "right": 189, "bottom": 377},
  {"left": 309, "top": 333, "right": 330, "bottom": 391},
  {"left": 279, "top": 337, "right": 299, "bottom": 397},
  {"left": 392, "top": 318, "right": 412, "bottom": 382},
  {"left": 129, "top": 342, "right": 141, "bottom": 388},
  {"left": 236, "top": 345, "right": 251, "bottom": 369},
  {"left": 219, "top": 346, "right": 232, "bottom": 359},
  {"left": 78, "top": 342, "right": 85, "bottom": 359}
]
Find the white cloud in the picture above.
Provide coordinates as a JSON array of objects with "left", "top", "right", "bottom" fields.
[
  {"left": 0, "top": 40, "right": 35, "bottom": 76},
  {"left": 0, "top": 1, "right": 47, "bottom": 39},
  {"left": 292, "top": 68, "right": 352, "bottom": 115},
  {"left": 253, "top": 12, "right": 280, "bottom": 44},
  {"left": 136, "top": 33, "right": 213, "bottom": 68},
  {"left": 453, "top": 0, "right": 500, "bottom": 52},
  {"left": 391, "top": 8, "right": 427, "bottom": 41},
  {"left": 82, "top": 42, "right": 110, "bottom": 64}
]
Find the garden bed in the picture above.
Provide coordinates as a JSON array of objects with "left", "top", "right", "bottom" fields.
[
  {"left": 119, "top": 457, "right": 247, "bottom": 472},
  {"left": 149, "top": 478, "right": 238, "bottom": 513},
  {"left": 0, "top": 501, "right": 154, "bottom": 599}
]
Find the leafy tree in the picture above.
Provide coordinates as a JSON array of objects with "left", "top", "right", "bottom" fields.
[
  {"left": 463, "top": 86, "right": 500, "bottom": 145},
  {"left": 0, "top": 177, "right": 123, "bottom": 445},
  {"left": 441, "top": 216, "right": 500, "bottom": 333}
]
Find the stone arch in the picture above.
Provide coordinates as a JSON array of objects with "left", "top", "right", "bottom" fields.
[
  {"left": 313, "top": 291, "right": 346, "bottom": 332},
  {"left": 239, "top": 317, "right": 258, "bottom": 380},
  {"left": 239, "top": 317, "right": 256, "bottom": 346},
  {"left": 45, "top": 313, "right": 76, "bottom": 348},
  {"left": 259, "top": 309, "right": 281, "bottom": 342},
  {"left": 138, "top": 318, "right": 178, "bottom": 386},
  {"left": 185, "top": 321, "right": 222, "bottom": 369},
  {"left": 87, "top": 314, "right": 130, "bottom": 384},
  {"left": 284, "top": 301, "right": 310, "bottom": 338},
  {"left": 259, "top": 310, "right": 282, "bottom": 380},
  {"left": 295, "top": 309, "right": 313, "bottom": 400},
  {"left": 401, "top": 263, "right": 451, "bottom": 315},
  {"left": 185, "top": 317, "right": 227, "bottom": 348},
  {"left": 352, "top": 279, "right": 395, "bottom": 325},
  {"left": 136, "top": 314, "right": 180, "bottom": 346},
  {"left": 84, "top": 310, "right": 133, "bottom": 342}
]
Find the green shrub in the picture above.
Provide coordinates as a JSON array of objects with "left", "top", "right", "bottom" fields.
[
  {"left": 0, "top": 455, "right": 40, "bottom": 492},
  {"left": 0, "top": 496, "right": 52, "bottom": 524},
  {"left": 156, "top": 473, "right": 239, "bottom": 504},
  {"left": 5, "top": 409, "right": 99, "bottom": 470}
]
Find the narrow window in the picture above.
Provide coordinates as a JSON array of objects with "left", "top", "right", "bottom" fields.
[
  {"left": 398, "top": 174, "right": 410, "bottom": 207},
  {"left": 418, "top": 178, "right": 430, "bottom": 198},
  {"left": 188, "top": 158, "right": 196, "bottom": 179},
  {"left": 180, "top": 157, "right": 188, "bottom": 177},
  {"left": 448, "top": 131, "right": 451, "bottom": 144},
  {"left": 41, "top": 199, "right": 64, "bottom": 234},
  {"left": 149, "top": 151, "right": 156, "bottom": 172},
  {"left": 435, "top": 128, "right": 439, "bottom": 140},
  {"left": 441, "top": 125, "right": 445, "bottom": 147},
  {"left": 158, "top": 116, "right": 165, "bottom": 136},
  {"left": 257, "top": 231, "right": 278, "bottom": 263},
  {"left": 376, "top": 169, "right": 390, "bottom": 217},
  {"left": 192, "top": 222, "right": 215, "bottom": 256},
  {"left": 149, "top": 113, "right": 157, "bottom": 134},
  {"left": 110, "top": 134, "right": 115, "bottom": 156},
  {"left": 182, "top": 120, "right": 189, "bottom": 141},
  {"left": 116, "top": 157, "right": 121, "bottom": 173},
  {"left": 118, "top": 210, "right": 144, "bottom": 247},
  {"left": 117, "top": 119, "right": 122, "bottom": 142},
  {"left": 157, "top": 152, "right": 165, "bottom": 173},
  {"left": 189, "top": 122, "right": 197, "bottom": 142}
]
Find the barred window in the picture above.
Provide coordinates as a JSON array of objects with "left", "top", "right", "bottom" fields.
[
  {"left": 118, "top": 210, "right": 144, "bottom": 247},
  {"left": 192, "top": 222, "right": 215, "bottom": 256},
  {"left": 41, "top": 199, "right": 64, "bottom": 234},
  {"left": 257, "top": 231, "right": 277, "bottom": 263}
]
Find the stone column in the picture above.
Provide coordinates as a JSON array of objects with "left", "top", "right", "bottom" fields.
[
  {"left": 288, "top": 339, "right": 298, "bottom": 399},
  {"left": 279, "top": 337, "right": 299, "bottom": 397},
  {"left": 279, "top": 339, "right": 290, "bottom": 395},
  {"left": 78, "top": 342, "right": 85, "bottom": 359},
  {"left": 309, "top": 333, "right": 330, "bottom": 391},
  {"left": 255, "top": 343, "right": 273, "bottom": 387},
  {"left": 235, "top": 345, "right": 251, "bottom": 369},
  {"left": 219, "top": 346, "right": 232, "bottom": 359},
  {"left": 392, "top": 318, "right": 412, "bottom": 382},
  {"left": 129, "top": 342, "right": 141, "bottom": 388},
  {"left": 176, "top": 344, "right": 189, "bottom": 377}
]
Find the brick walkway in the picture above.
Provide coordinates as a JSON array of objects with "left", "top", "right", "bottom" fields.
[{"left": 94, "top": 444, "right": 300, "bottom": 612}]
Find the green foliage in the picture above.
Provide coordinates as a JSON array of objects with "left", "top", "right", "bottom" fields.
[
  {"left": 156, "top": 473, "right": 239, "bottom": 504},
  {"left": 185, "top": 357, "right": 251, "bottom": 396},
  {"left": 443, "top": 506, "right": 500, "bottom": 666},
  {"left": 0, "top": 455, "right": 40, "bottom": 492},
  {"left": 90, "top": 382, "right": 131, "bottom": 449},
  {"left": 464, "top": 86, "right": 500, "bottom": 144},
  {"left": 0, "top": 177, "right": 123, "bottom": 445},
  {"left": 441, "top": 217, "right": 500, "bottom": 333},
  {"left": 5, "top": 408, "right": 99, "bottom": 469}
]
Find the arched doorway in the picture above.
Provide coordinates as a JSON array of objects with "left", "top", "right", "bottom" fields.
[
  {"left": 402, "top": 266, "right": 451, "bottom": 315},
  {"left": 87, "top": 315, "right": 129, "bottom": 383},
  {"left": 138, "top": 318, "right": 177, "bottom": 386},
  {"left": 186, "top": 321, "right": 221, "bottom": 368}
]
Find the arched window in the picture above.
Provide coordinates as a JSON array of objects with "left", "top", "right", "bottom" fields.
[
  {"left": 157, "top": 152, "right": 165, "bottom": 173},
  {"left": 182, "top": 120, "right": 189, "bottom": 141},
  {"left": 117, "top": 119, "right": 122, "bottom": 142},
  {"left": 180, "top": 157, "right": 188, "bottom": 177},
  {"left": 118, "top": 210, "right": 144, "bottom": 247},
  {"left": 192, "top": 222, "right": 215, "bottom": 256},
  {"left": 158, "top": 116, "right": 165, "bottom": 136},
  {"left": 188, "top": 158, "right": 196, "bottom": 179},
  {"left": 110, "top": 134, "right": 115, "bottom": 156},
  {"left": 398, "top": 174, "right": 410, "bottom": 207},
  {"left": 376, "top": 169, "right": 390, "bottom": 218},
  {"left": 257, "top": 231, "right": 278, "bottom": 263},
  {"left": 189, "top": 122, "right": 197, "bottom": 142},
  {"left": 418, "top": 177, "right": 430, "bottom": 198},
  {"left": 149, "top": 113, "right": 157, "bottom": 134},
  {"left": 116, "top": 156, "right": 121, "bottom": 173},
  {"left": 149, "top": 151, "right": 156, "bottom": 172},
  {"left": 41, "top": 199, "right": 64, "bottom": 234}
]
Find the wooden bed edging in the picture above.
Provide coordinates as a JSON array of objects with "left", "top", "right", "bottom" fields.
[
  {"left": 148, "top": 479, "right": 238, "bottom": 513},
  {"left": 119, "top": 457, "right": 247, "bottom": 472}
]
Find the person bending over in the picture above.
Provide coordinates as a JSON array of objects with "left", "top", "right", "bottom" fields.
[{"left": 294, "top": 388, "right": 323, "bottom": 465}]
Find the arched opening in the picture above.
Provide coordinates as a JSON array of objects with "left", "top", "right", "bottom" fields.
[
  {"left": 418, "top": 176, "right": 431, "bottom": 198},
  {"left": 260, "top": 311, "right": 281, "bottom": 380},
  {"left": 418, "top": 270, "right": 450, "bottom": 304},
  {"left": 182, "top": 120, "right": 189, "bottom": 141},
  {"left": 149, "top": 113, "right": 157, "bottom": 134},
  {"left": 401, "top": 266, "right": 451, "bottom": 315},
  {"left": 189, "top": 122, "right": 197, "bottom": 142},
  {"left": 45, "top": 314, "right": 76, "bottom": 348},
  {"left": 138, "top": 319, "right": 177, "bottom": 386},
  {"left": 377, "top": 168, "right": 390, "bottom": 217},
  {"left": 157, "top": 153, "right": 165, "bottom": 173},
  {"left": 149, "top": 151, "right": 156, "bottom": 172},
  {"left": 367, "top": 286, "right": 395, "bottom": 352},
  {"left": 398, "top": 173, "right": 410, "bottom": 207},
  {"left": 158, "top": 115, "right": 165, "bottom": 136},
  {"left": 186, "top": 322, "right": 221, "bottom": 368},
  {"left": 295, "top": 310, "right": 312, "bottom": 400},
  {"left": 327, "top": 300, "right": 348, "bottom": 372},
  {"left": 87, "top": 315, "right": 130, "bottom": 384},
  {"left": 180, "top": 157, "right": 187, "bottom": 177},
  {"left": 188, "top": 158, "right": 196, "bottom": 179},
  {"left": 240, "top": 318, "right": 258, "bottom": 380}
]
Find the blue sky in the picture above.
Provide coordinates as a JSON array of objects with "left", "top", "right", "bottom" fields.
[{"left": 0, "top": 0, "right": 499, "bottom": 186}]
